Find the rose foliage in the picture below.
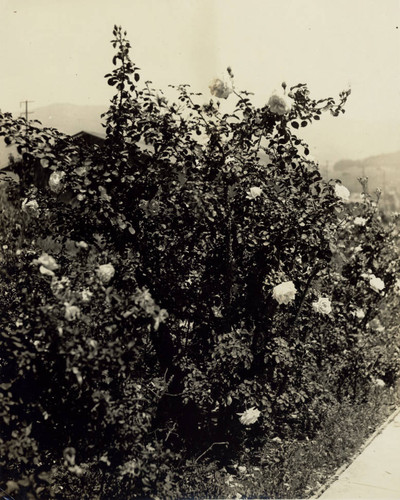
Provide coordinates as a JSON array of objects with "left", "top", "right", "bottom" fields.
[{"left": 0, "top": 26, "right": 399, "bottom": 499}]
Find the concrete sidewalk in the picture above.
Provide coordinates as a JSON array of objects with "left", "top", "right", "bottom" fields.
[{"left": 315, "top": 407, "right": 400, "bottom": 499}]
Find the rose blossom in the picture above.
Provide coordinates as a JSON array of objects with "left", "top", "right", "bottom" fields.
[
  {"left": 64, "top": 303, "right": 81, "bottom": 321},
  {"left": 96, "top": 263, "right": 115, "bottom": 283},
  {"left": 312, "top": 297, "right": 332, "bottom": 315},
  {"left": 39, "top": 266, "right": 56, "bottom": 277},
  {"left": 21, "top": 198, "right": 39, "bottom": 215},
  {"left": 237, "top": 407, "right": 261, "bottom": 425},
  {"left": 49, "top": 171, "right": 65, "bottom": 193},
  {"left": 209, "top": 78, "right": 232, "bottom": 99},
  {"left": 34, "top": 252, "right": 59, "bottom": 271},
  {"left": 81, "top": 289, "right": 93, "bottom": 303},
  {"left": 334, "top": 183, "right": 350, "bottom": 201},
  {"left": 354, "top": 308, "right": 365, "bottom": 319},
  {"left": 246, "top": 187, "right": 262, "bottom": 200},
  {"left": 268, "top": 93, "right": 292, "bottom": 115},
  {"left": 354, "top": 217, "right": 367, "bottom": 226},
  {"left": 76, "top": 241, "right": 89, "bottom": 250},
  {"left": 369, "top": 275, "right": 385, "bottom": 293},
  {"left": 272, "top": 281, "right": 297, "bottom": 305}
]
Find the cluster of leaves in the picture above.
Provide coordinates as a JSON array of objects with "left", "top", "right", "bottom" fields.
[{"left": 0, "top": 25, "right": 399, "bottom": 499}]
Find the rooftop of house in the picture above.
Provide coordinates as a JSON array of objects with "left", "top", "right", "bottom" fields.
[{"left": 72, "top": 130, "right": 105, "bottom": 143}]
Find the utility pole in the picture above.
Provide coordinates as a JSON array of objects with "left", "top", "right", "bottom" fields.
[
  {"left": 20, "top": 100, "right": 34, "bottom": 121},
  {"left": 20, "top": 100, "right": 34, "bottom": 148},
  {"left": 19, "top": 101, "right": 35, "bottom": 121}
]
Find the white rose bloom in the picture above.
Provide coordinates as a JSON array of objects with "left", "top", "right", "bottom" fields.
[
  {"left": 49, "top": 171, "right": 65, "bottom": 193},
  {"left": 355, "top": 308, "right": 365, "bottom": 319},
  {"left": 237, "top": 407, "right": 261, "bottom": 425},
  {"left": 21, "top": 198, "right": 39, "bottom": 214},
  {"left": 246, "top": 187, "right": 262, "bottom": 200},
  {"left": 81, "top": 289, "right": 93, "bottom": 303},
  {"left": 96, "top": 263, "right": 115, "bottom": 283},
  {"left": 373, "top": 378, "right": 385, "bottom": 388},
  {"left": 335, "top": 184, "right": 350, "bottom": 201},
  {"left": 369, "top": 275, "right": 385, "bottom": 293},
  {"left": 34, "top": 252, "right": 59, "bottom": 271},
  {"left": 312, "top": 297, "right": 332, "bottom": 315},
  {"left": 64, "top": 303, "right": 81, "bottom": 322},
  {"left": 76, "top": 241, "right": 89, "bottom": 250},
  {"left": 268, "top": 93, "right": 292, "bottom": 115},
  {"left": 39, "top": 265, "right": 55, "bottom": 277},
  {"left": 272, "top": 281, "right": 297, "bottom": 305},
  {"left": 209, "top": 78, "right": 232, "bottom": 99},
  {"left": 354, "top": 217, "right": 367, "bottom": 226}
]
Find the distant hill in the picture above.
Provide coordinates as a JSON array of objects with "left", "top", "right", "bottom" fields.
[
  {"left": 31, "top": 103, "right": 107, "bottom": 136},
  {"left": 298, "top": 117, "right": 400, "bottom": 167},
  {"left": 332, "top": 150, "right": 400, "bottom": 210}
]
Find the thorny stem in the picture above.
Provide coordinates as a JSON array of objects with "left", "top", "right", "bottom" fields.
[
  {"left": 194, "top": 441, "right": 229, "bottom": 463},
  {"left": 291, "top": 265, "right": 322, "bottom": 331}
]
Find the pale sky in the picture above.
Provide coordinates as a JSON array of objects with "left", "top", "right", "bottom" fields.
[{"left": 0, "top": 0, "right": 399, "bottom": 124}]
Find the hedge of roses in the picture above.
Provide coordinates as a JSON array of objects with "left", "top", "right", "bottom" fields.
[{"left": 0, "top": 26, "right": 400, "bottom": 498}]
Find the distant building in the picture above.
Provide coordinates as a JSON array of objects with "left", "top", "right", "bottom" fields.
[
  {"left": 0, "top": 138, "right": 19, "bottom": 183},
  {"left": 71, "top": 130, "right": 105, "bottom": 146},
  {"left": 0, "top": 130, "right": 106, "bottom": 177},
  {"left": 0, "top": 139, "right": 18, "bottom": 171}
]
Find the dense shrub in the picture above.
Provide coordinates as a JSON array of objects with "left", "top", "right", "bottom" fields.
[{"left": 0, "top": 26, "right": 399, "bottom": 498}]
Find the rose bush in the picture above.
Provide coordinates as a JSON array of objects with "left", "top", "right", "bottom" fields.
[{"left": 0, "top": 26, "right": 399, "bottom": 499}]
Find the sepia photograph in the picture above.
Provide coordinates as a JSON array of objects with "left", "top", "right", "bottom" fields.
[{"left": 0, "top": 1, "right": 399, "bottom": 498}]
